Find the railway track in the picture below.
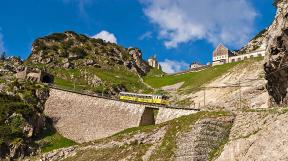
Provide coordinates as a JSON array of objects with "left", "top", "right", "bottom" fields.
[{"left": 48, "top": 85, "right": 200, "bottom": 111}]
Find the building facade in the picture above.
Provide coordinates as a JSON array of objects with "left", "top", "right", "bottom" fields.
[
  {"left": 190, "top": 62, "right": 205, "bottom": 69},
  {"left": 212, "top": 43, "right": 267, "bottom": 66},
  {"left": 148, "top": 55, "right": 162, "bottom": 70},
  {"left": 212, "top": 44, "right": 235, "bottom": 66},
  {"left": 16, "top": 67, "right": 54, "bottom": 83}
]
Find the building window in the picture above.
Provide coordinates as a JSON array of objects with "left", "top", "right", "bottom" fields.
[
  {"left": 258, "top": 54, "right": 262, "bottom": 57},
  {"left": 231, "top": 59, "right": 235, "bottom": 62},
  {"left": 250, "top": 55, "right": 254, "bottom": 58},
  {"left": 244, "top": 56, "right": 247, "bottom": 60},
  {"left": 238, "top": 58, "right": 241, "bottom": 61}
]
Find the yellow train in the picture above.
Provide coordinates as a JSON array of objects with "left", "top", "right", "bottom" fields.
[{"left": 119, "top": 92, "right": 169, "bottom": 105}]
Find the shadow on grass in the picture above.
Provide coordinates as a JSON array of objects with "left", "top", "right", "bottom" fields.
[{"left": 35, "top": 117, "right": 76, "bottom": 153}]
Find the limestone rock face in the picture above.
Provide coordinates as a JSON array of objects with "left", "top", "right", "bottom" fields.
[
  {"left": 264, "top": 0, "right": 288, "bottom": 106},
  {"left": 216, "top": 111, "right": 288, "bottom": 161}
]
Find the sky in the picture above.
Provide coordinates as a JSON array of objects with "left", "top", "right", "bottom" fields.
[{"left": 0, "top": 0, "right": 276, "bottom": 73}]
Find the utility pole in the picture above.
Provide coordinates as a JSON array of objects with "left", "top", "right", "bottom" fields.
[
  {"left": 203, "top": 88, "right": 206, "bottom": 107},
  {"left": 71, "top": 74, "right": 75, "bottom": 90},
  {"left": 239, "top": 79, "right": 241, "bottom": 109}
]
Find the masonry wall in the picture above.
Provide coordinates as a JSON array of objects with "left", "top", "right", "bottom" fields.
[
  {"left": 45, "top": 89, "right": 151, "bottom": 143},
  {"left": 156, "top": 107, "right": 198, "bottom": 124}
]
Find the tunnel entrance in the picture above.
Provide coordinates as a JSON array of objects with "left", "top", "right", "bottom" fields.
[
  {"left": 139, "top": 107, "right": 158, "bottom": 126},
  {"left": 42, "top": 75, "right": 53, "bottom": 83}
]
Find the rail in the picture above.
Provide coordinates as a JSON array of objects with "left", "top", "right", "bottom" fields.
[{"left": 48, "top": 85, "right": 200, "bottom": 111}]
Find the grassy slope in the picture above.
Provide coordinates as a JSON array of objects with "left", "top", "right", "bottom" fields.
[
  {"left": 144, "top": 58, "right": 263, "bottom": 93},
  {"left": 50, "top": 66, "right": 152, "bottom": 93}
]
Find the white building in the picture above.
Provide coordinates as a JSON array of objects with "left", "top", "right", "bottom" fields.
[
  {"left": 212, "top": 43, "right": 267, "bottom": 66},
  {"left": 190, "top": 62, "right": 205, "bottom": 69},
  {"left": 148, "top": 55, "right": 162, "bottom": 70}
]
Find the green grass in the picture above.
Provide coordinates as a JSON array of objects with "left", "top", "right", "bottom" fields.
[
  {"left": 145, "top": 68, "right": 165, "bottom": 77},
  {"left": 50, "top": 66, "right": 151, "bottom": 93},
  {"left": 39, "top": 132, "right": 76, "bottom": 153},
  {"left": 144, "top": 62, "right": 241, "bottom": 89}
]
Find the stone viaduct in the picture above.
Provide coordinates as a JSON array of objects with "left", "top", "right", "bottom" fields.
[{"left": 45, "top": 88, "right": 198, "bottom": 143}]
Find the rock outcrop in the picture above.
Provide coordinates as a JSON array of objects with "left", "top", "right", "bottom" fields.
[
  {"left": 264, "top": 0, "right": 288, "bottom": 106},
  {"left": 217, "top": 110, "right": 288, "bottom": 161},
  {"left": 0, "top": 82, "right": 50, "bottom": 160},
  {"left": 27, "top": 31, "right": 150, "bottom": 76}
]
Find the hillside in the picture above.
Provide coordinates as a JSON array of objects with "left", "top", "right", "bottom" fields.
[
  {"left": 25, "top": 31, "right": 152, "bottom": 94},
  {"left": 31, "top": 108, "right": 288, "bottom": 161},
  {"left": 178, "top": 58, "right": 268, "bottom": 110},
  {"left": 144, "top": 57, "right": 266, "bottom": 108},
  {"left": 1, "top": 0, "right": 288, "bottom": 160}
]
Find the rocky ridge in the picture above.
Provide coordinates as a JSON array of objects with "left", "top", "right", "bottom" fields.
[
  {"left": 27, "top": 31, "right": 150, "bottom": 76},
  {"left": 24, "top": 31, "right": 153, "bottom": 94}
]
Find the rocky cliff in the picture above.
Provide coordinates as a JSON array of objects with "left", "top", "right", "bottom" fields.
[{"left": 264, "top": 0, "right": 288, "bottom": 106}]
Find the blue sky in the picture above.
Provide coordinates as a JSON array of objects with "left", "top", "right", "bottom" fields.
[{"left": 0, "top": 0, "right": 276, "bottom": 73}]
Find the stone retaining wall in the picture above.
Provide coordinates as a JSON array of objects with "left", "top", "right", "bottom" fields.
[
  {"left": 45, "top": 89, "right": 153, "bottom": 143},
  {"left": 45, "top": 89, "right": 198, "bottom": 143},
  {"left": 155, "top": 107, "right": 198, "bottom": 124}
]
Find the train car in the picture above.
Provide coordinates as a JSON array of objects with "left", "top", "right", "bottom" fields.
[{"left": 119, "top": 92, "right": 169, "bottom": 105}]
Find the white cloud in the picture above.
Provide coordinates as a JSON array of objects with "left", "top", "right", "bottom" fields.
[
  {"left": 139, "top": 31, "right": 153, "bottom": 40},
  {"left": 92, "top": 30, "right": 117, "bottom": 44},
  {"left": 141, "top": 0, "right": 257, "bottom": 48},
  {"left": 159, "top": 59, "right": 189, "bottom": 73}
]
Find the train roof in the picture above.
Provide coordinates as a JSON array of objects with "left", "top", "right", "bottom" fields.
[{"left": 119, "top": 92, "right": 163, "bottom": 97}]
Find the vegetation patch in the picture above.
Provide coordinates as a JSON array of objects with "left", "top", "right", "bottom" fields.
[
  {"left": 63, "top": 144, "right": 151, "bottom": 161},
  {"left": 37, "top": 131, "right": 75, "bottom": 153},
  {"left": 208, "top": 123, "right": 233, "bottom": 161}
]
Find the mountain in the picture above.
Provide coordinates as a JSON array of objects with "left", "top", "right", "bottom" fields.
[
  {"left": 31, "top": 1, "right": 288, "bottom": 161},
  {"left": 25, "top": 31, "right": 153, "bottom": 94},
  {"left": 1, "top": 1, "right": 288, "bottom": 160}
]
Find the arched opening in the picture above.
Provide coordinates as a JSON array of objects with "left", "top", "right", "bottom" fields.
[
  {"left": 42, "top": 75, "right": 53, "bottom": 83},
  {"left": 139, "top": 107, "right": 156, "bottom": 126}
]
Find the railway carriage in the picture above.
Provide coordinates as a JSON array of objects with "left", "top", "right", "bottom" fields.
[{"left": 119, "top": 92, "right": 169, "bottom": 105}]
